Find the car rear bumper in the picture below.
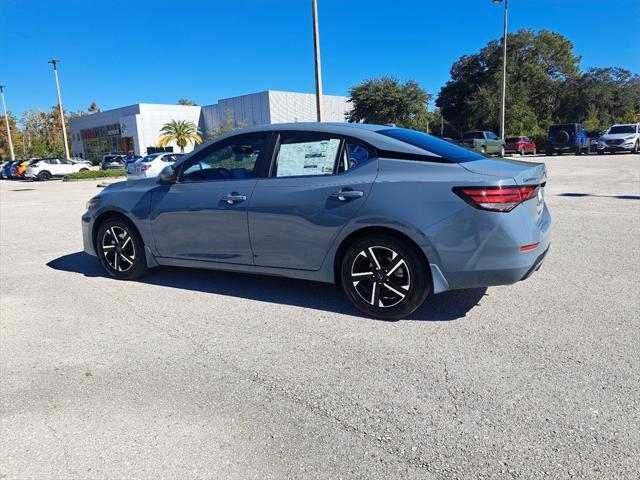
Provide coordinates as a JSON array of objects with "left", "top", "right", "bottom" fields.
[{"left": 430, "top": 201, "right": 552, "bottom": 292}]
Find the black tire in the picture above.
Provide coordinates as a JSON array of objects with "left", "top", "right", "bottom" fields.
[
  {"left": 633, "top": 141, "right": 639, "bottom": 154},
  {"left": 499, "top": 145, "right": 505, "bottom": 158},
  {"left": 37, "top": 171, "right": 52, "bottom": 181},
  {"left": 545, "top": 147, "right": 553, "bottom": 156},
  {"left": 340, "top": 235, "right": 431, "bottom": 320},
  {"left": 480, "top": 145, "right": 486, "bottom": 155},
  {"left": 520, "top": 148, "right": 525, "bottom": 156},
  {"left": 96, "top": 218, "right": 148, "bottom": 280},
  {"left": 597, "top": 150, "right": 605, "bottom": 155},
  {"left": 575, "top": 142, "right": 582, "bottom": 155}
]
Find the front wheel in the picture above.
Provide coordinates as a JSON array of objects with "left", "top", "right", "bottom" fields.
[
  {"left": 96, "top": 218, "right": 148, "bottom": 280},
  {"left": 499, "top": 145, "right": 505, "bottom": 158},
  {"left": 633, "top": 141, "right": 639, "bottom": 154},
  {"left": 340, "top": 235, "right": 431, "bottom": 320},
  {"left": 480, "top": 146, "right": 487, "bottom": 155}
]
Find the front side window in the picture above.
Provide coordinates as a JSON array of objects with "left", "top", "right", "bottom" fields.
[
  {"left": 486, "top": 132, "right": 498, "bottom": 140},
  {"left": 273, "top": 136, "right": 341, "bottom": 178},
  {"left": 181, "top": 135, "right": 265, "bottom": 182}
]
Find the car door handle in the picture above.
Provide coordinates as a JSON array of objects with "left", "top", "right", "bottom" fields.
[
  {"left": 330, "top": 189, "right": 364, "bottom": 201},
  {"left": 223, "top": 193, "right": 247, "bottom": 204}
]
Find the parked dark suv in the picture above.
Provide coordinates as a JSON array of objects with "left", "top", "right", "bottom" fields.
[{"left": 546, "top": 123, "right": 588, "bottom": 155}]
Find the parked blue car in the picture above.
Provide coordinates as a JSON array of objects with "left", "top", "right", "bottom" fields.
[
  {"left": 545, "top": 123, "right": 588, "bottom": 155},
  {"left": 83, "top": 123, "right": 552, "bottom": 319}
]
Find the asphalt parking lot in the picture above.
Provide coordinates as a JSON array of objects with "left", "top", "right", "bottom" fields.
[{"left": 1, "top": 153, "right": 639, "bottom": 480}]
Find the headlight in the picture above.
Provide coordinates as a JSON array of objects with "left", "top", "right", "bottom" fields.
[
  {"left": 625, "top": 136, "right": 635, "bottom": 141},
  {"left": 86, "top": 196, "right": 100, "bottom": 211}
]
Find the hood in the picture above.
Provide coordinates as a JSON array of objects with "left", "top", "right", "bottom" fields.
[
  {"left": 459, "top": 157, "right": 547, "bottom": 185},
  {"left": 601, "top": 133, "right": 637, "bottom": 140}
]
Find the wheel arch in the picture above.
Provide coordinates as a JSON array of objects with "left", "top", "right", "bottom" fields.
[{"left": 333, "top": 226, "right": 432, "bottom": 288}]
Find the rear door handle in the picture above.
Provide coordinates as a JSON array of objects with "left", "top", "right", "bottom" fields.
[
  {"left": 223, "top": 193, "right": 247, "bottom": 204},
  {"left": 330, "top": 189, "right": 364, "bottom": 201}
]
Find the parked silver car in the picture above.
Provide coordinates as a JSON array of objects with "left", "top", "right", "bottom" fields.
[
  {"left": 597, "top": 124, "right": 640, "bottom": 154},
  {"left": 83, "top": 123, "right": 551, "bottom": 320}
]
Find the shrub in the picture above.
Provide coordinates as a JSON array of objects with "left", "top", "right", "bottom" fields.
[{"left": 63, "top": 169, "right": 126, "bottom": 181}]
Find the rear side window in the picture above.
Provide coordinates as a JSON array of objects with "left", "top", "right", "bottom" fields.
[
  {"left": 378, "top": 128, "right": 483, "bottom": 163},
  {"left": 273, "top": 135, "right": 341, "bottom": 177}
]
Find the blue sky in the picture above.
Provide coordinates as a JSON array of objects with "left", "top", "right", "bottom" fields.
[{"left": 1, "top": 0, "right": 638, "bottom": 118}]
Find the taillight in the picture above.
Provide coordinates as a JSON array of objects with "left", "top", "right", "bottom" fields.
[
  {"left": 141, "top": 164, "right": 151, "bottom": 171},
  {"left": 453, "top": 185, "right": 539, "bottom": 212}
]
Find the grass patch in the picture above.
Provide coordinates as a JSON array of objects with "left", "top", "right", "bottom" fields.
[{"left": 63, "top": 169, "right": 126, "bottom": 181}]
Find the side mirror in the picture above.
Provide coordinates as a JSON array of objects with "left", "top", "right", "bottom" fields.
[{"left": 158, "top": 165, "right": 177, "bottom": 184}]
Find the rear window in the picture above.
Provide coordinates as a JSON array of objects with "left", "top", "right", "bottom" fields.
[
  {"left": 463, "top": 132, "right": 484, "bottom": 140},
  {"left": 140, "top": 154, "right": 161, "bottom": 162},
  {"left": 378, "top": 128, "right": 483, "bottom": 163},
  {"left": 549, "top": 124, "right": 577, "bottom": 133}
]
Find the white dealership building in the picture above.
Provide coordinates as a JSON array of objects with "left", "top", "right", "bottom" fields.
[{"left": 69, "top": 91, "right": 350, "bottom": 163}]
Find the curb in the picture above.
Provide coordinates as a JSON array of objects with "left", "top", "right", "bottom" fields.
[{"left": 63, "top": 176, "right": 126, "bottom": 183}]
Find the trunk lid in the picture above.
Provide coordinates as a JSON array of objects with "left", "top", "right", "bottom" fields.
[{"left": 459, "top": 157, "right": 547, "bottom": 185}]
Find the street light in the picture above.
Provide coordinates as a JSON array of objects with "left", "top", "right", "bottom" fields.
[
  {"left": 0, "top": 85, "right": 16, "bottom": 161},
  {"left": 493, "top": 0, "right": 508, "bottom": 141},
  {"left": 311, "top": 0, "right": 324, "bottom": 122},
  {"left": 48, "top": 59, "right": 71, "bottom": 159}
]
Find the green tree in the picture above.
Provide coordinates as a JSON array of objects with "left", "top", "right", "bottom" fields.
[
  {"left": 178, "top": 98, "right": 198, "bottom": 106},
  {"left": 158, "top": 120, "right": 202, "bottom": 153},
  {"left": 583, "top": 104, "right": 602, "bottom": 132},
  {"left": 208, "top": 110, "right": 246, "bottom": 139},
  {"left": 437, "top": 29, "right": 581, "bottom": 137},
  {"left": 347, "top": 77, "right": 431, "bottom": 127}
]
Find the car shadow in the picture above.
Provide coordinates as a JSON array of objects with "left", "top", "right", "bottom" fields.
[
  {"left": 47, "top": 252, "right": 487, "bottom": 322},
  {"left": 558, "top": 192, "right": 640, "bottom": 200}
]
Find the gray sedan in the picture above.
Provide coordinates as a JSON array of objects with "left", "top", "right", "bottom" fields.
[{"left": 82, "top": 123, "right": 551, "bottom": 320}]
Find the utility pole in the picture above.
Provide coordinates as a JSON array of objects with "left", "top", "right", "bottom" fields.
[
  {"left": 493, "top": 0, "right": 508, "bottom": 140},
  {"left": 0, "top": 85, "right": 16, "bottom": 161},
  {"left": 311, "top": 0, "right": 324, "bottom": 122},
  {"left": 48, "top": 60, "right": 70, "bottom": 159}
]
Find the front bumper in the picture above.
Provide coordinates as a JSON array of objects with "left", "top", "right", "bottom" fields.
[{"left": 82, "top": 212, "right": 97, "bottom": 256}]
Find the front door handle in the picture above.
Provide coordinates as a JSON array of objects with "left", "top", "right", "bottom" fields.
[
  {"left": 330, "top": 189, "right": 364, "bottom": 201},
  {"left": 223, "top": 193, "right": 247, "bottom": 204}
]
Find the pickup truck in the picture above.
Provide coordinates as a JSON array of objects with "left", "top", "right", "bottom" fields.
[{"left": 460, "top": 131, "right": 505, "bottom": 157}]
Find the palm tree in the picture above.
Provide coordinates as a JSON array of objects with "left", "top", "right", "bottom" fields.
[{"left": 158, "top": 120, "right": 202, "bottom": 153}]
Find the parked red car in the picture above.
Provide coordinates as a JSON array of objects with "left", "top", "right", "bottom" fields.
[{"left": 505, "top": 136, "right": 537, "bottom": 155}]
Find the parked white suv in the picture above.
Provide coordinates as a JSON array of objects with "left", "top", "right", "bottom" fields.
[
  {"left": 597, "top": 124, "right": 640, "bottom": 154},
  {"left": 126, "top": 153, "right": 184, "bottom": 180},
  {"left": 25, "top": 158, "right": 91, "bottom": 181}
]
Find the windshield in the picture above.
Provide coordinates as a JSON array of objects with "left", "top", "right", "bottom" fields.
[
  {"left": 140, "top": 154, "right": 161, "bottom": 163},
  {"left": 378, "top": 128, "right": 484, "bottom": 163},
  {"left": 608, "top": 125, "right": 636, "bottom": 135}
]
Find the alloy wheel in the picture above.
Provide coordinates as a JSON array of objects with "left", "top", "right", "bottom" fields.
[
  {"left": 101, "top": 225, "right": 136, "bottom": 272},
  {"left": 350, "top": 246, "right": 411, "bottom": 308}
]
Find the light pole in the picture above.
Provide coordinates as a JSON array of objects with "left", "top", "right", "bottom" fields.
[
  {"left": 493, "top": 0, "right": 508, "bottom": 140},
  {"left": 311, "top": 0, "right": 324, "bottom": 122},
  {"left": 48, "top": 59, "right": 71, "bottom": 159},
  {"left": 0, "top": 85, "right": 16, "bottom": 161}
]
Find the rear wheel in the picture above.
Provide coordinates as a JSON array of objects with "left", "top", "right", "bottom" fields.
[
  {"left": 519, "top": 148, "right": 525, "bottom": 156},
  {"left": 96, "top": 218, "right": 148, "bottom": 280},
  {"left": 37, "top": 171, "right": 52, "bottom": 181},
  {"left": 499, "top": 145, "right": 505, "bottom": 157},
  {"left": 340, "top": 235, "right": 431, "bottom": 320},
  {"left": 545, "top": 147, "right": 553, "bottom": 156}
]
